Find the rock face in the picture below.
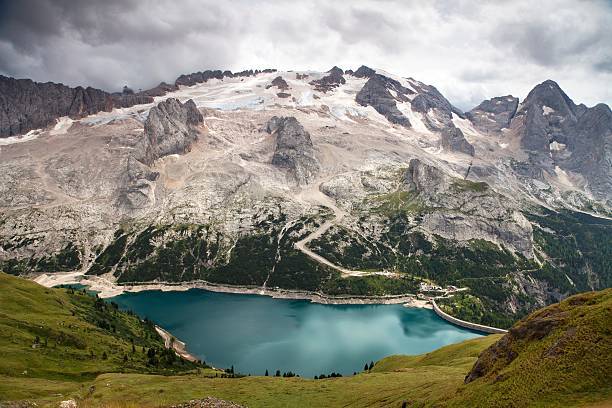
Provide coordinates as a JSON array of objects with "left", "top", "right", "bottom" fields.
[
  {"left": 404, "top": 159, "right": 532, "bottom": 256},
  {"left": 408, "top": 80, "right": 474, "bottom": 156},
  {"left": 118, "top": 156, "right": 160, "bottom": 211},
  {"left": 509, "top": 80, "right": 612, "bottom": 201},
  {"left": 466, "top": 95, "right": 519, "bottom": 134},
  {"left": 136, "top": 98, "right": 203, "bottom": 166},
  {"left": 440, "top": 126, "right": 475, "bottom": 156},
  {"left": 355, "top": 73, "right": 412, "bottom": 127},
  {"left": 0, "top": 75, "right": 155, "bottom": 137},
  {"left": 310, "top": 66, "right": 346, "bottom": 92},
  {"left": 353, "top": 65, "right": 376, "bottom": 78},
  {"left": 267, "top": 76, "right": 289, "bottom": 90},
  {"left": 267, "top": 116, "right": 320, "bottom": 185}
]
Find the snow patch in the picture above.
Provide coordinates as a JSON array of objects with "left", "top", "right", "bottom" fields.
[
  {"left": 451, "top": 112, "right": 480, "bottom": 136},
  {"left": 0, "top": 128, "right": 43, "bottom": 146},
  {"left": 397, "top": 102, "right": 431, "bottom": 134},
  {"left": 542, "top": 105, "right": 555, "bottom": 115},
  {"left": 549, "top": 141, "right": 566, "bottom": 151},
  {"left": 50, "top": 116, "right": 73, "bottom": 135},
  {"left": 555, "top": 166, "right": 574, "bottom": 187}
]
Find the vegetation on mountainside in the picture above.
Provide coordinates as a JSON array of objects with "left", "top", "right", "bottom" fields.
[
  {"left": 0, "top": 242, "right": 81, "bottom": 275},
  {"left": 527, "top": 208, "right": 612, "bottom": 290},
  {"left": 0, "top": 272, "right": 204, "bottom": 403},
  {"left": 311, "top": 207, "right": 612, "bottom": 329},
  {"left": 81, "top": 210, "right": 419, "bottom": 297}
]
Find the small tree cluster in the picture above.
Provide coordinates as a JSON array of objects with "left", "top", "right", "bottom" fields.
[
  {"left": 314, "top": 372, "right": 342, "bottom": 379},
  {"left": 363, "top": 361, "right": 374, "bottom": 371}
]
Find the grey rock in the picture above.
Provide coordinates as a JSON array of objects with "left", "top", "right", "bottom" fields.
[
  {"left": 175, "top": 69, "right": 277, "bottom": 87},
  {"left": 267, "top": 76, "right": 289, "bottom": 90},
  {"left": 511, "top": 80, "right": 612, "bottom": 201},
  {"left": 355, "top": 74, "right": 412, "bottom": 127},
  {"left": 136, "top": 98, "right": 203, "bottom": 166},
  {"left": 267, "top": 116, "right": 320, "bottom": 185},
  {"left": 440, "top": 126, "right": 475, "bottom": 156},
  {"left": 0, "top": 75, "right": 164, "bottom": 137},
  {"left": 353, "top": 65, "right": 376, "bottom": 78},
  {"left": 404, "top": 159, "right": 533, "bottom": 256},
  {"left": 118, "top": 156, "right": 160, "bottom": 210},
  {"left": 309, "top": 66, "right": 346, "bottom": 92},
  {"left": 408, "top": 81, "right": 474, "bottom": 155},
  {"left": 466, "top": 95, "right": 519, "bottom": 134}
]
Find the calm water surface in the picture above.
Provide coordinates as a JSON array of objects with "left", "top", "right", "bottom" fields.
[{"left": 111, "top": 289, "right": 481, "bottom": 377}]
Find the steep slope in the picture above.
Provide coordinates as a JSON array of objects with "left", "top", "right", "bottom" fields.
[
  {"left": 452, "top": 289, "right": 612, "bottom": 407},
  {"left": 477, "top": 80, "right": 612, "bottom": 203},
  {"left": 0, "top": 272, "right": 203, "bottom": 403}
]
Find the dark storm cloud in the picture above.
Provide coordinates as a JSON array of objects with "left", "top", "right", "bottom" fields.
[{"left": 0, "top": 0, "right": 610, "bottom": 109}]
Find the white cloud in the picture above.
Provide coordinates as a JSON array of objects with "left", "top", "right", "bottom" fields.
[{"left": 0, "top": 0, "right": 610, "bottom": 110}]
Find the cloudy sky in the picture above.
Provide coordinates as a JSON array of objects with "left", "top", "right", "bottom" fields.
[{"left": 0, "top": 0, "right": 610, "bottom": 110}]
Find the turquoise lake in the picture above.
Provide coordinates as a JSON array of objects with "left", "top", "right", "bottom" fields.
[{"left": 111, "top": 289, "right": 482, "bottom": 377}]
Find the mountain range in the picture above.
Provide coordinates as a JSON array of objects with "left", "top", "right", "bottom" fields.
[{"left": 0, "top": 66, "right": 610, "bottom": 328}]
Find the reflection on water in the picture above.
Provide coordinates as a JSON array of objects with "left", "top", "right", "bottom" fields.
[{"left": 111, "top": 289, "right": 481, "bottom": 377}]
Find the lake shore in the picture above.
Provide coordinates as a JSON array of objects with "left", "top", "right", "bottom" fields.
[
  {"left": 32, "top": 271, "right": 432, "bottom": 308},
  {"left": 155, "top": 325, "right": 201, "bottom": 363}
]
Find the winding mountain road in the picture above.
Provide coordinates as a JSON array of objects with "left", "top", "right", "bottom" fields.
[{"left": 293, "top": 182, "right": 398, "bottom": 278}]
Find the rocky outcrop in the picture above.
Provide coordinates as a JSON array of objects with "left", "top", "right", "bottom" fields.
[
  {"left": 118, "top": 156, "right": 160, "bottom": 210},
  {"left": 175, "top": 69, "right": 277, "bottom": 87},
  {"left": 266, "top": 76, "right": 289, "bottom": 90},
  {"left": 408, "top": 80, "right": 474, "bottom": 155},
  {"left": 267, "top": 116, "right": 320, "bottom": 185},
  {"left": 355, "top": 73, "right": 412, "bottom": 127},
  {"left": 168, "top": 397, "right": 245, "bottom": 408},
  {"left": 354, "top": 68, "right": 474, "bottom": 155},
  {"left": 404, "top": 159, "right": 532, "bottom": 256},
  {"left": 0, "top": 75, "right": 157, "bottom": 137},
  {"left": 140, "top": 82, "right": 179, "bottom": 97},
  {"left": 135, "top": 98, "right": 203, "bottom": 166},
  {"left": 440, "top": 126, "right": 475, "bottom": 156},
  {"left": 310, "top": 66, "right": 346, "bottom": 92},
  {"left": 466, "top": 95, "right": 519, "bottom": 134}
]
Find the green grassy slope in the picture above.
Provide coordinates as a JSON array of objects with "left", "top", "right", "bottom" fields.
[
  {"left": 0, "top": 272, "right": 202, "bottom": 403},
  {"left": 446, "top": 288, "right": 612, "bottom": 408},
  {"left": 1, "top": 273, "right": 610, "bottom": 408}
]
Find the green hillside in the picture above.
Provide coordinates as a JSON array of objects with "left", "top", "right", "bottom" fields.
[
  {"left": 447, "top": 288, "right": 612, "bottom": 407},
  {"left": 0, "top": 272, "right": 204, "bottom": 403},
  {"left": 0, "top": 273, "right": 610, "bottom": 407}
]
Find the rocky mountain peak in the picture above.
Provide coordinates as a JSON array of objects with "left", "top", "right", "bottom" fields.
[
  {"left": 328, "top": 66, "right": 344, "bottom": 76},
  {"left": 353, "top": 65, "right": 376, "bottom": 78},
  {"left": 355, "top": 73, "right": 412, "bottom": 127},
  {"left": 518, "top": 79, "right": 577, "bottom": 119}
]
